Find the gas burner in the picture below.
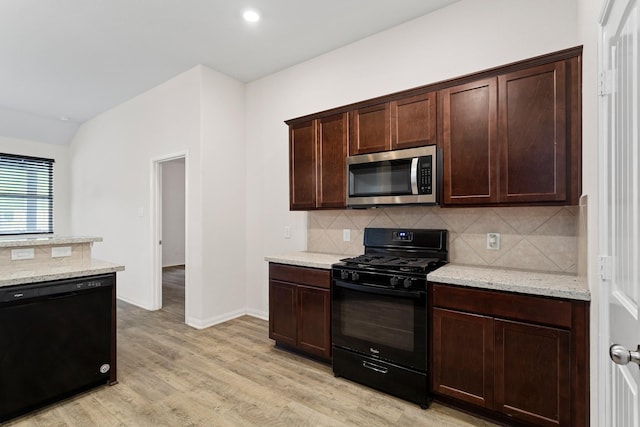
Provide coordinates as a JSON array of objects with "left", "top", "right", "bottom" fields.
[
  {"left": 340, "top": 254, "right": 440, "bottom": 273},
  {"left": 340, "top": 255, "right": 399, "bottom": 265}
]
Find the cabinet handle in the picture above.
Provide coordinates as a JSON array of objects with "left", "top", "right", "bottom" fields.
[{"left": 362, "top": 361, "right": 388, "bottom": 374}]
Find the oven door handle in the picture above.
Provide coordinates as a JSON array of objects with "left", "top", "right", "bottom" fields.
[{"left": 333, "top": 280, "right": 423, "bottom": 299}]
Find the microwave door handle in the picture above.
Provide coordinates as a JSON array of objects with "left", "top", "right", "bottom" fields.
[{"left": 410, "top": 158, "right": 419, "bottom": 195}]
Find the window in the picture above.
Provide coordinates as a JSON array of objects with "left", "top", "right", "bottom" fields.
[{"left": 0, "top": 153, "right": 54, "bottom": 235}]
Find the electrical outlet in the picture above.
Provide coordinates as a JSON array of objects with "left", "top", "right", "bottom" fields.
[
  {"left": 284, "top": 226, "right": 291, "bottom": 239},
  {"left": 11, "top": 248, "right": 35, "bottom": 260},
  {"left": 486, "top": 233, "right": 500, "bottom": 250},
  {"left": 51, "top": 246, "right": 72, "bottom": 258},
  {"left": 343, "top": 229, "right": 351, "bottom": 242}
]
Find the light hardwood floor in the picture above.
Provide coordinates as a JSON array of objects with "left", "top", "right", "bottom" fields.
[{"left": 5, "top": 267, "right": 496, "bottom": 426}]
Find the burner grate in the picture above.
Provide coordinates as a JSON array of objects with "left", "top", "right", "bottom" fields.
[{"left": 340, "top": 255, "right": 441, "bottom": 273}]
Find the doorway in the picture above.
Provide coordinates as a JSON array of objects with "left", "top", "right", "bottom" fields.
[{"left": 152, "top": 153, "right": 187, "bottom": 322}]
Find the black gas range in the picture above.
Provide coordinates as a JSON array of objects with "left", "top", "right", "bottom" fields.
[{"left": 331, "top": 227, "right": 448, "bottom": 408}]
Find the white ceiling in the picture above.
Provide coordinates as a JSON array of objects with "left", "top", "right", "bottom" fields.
[{"left": 0, "top": 0, "right": 459, "bottom": 145}]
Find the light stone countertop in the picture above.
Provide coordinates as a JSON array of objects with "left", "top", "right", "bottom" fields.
[
  {"left": 0, "top": 235, "right": 103, "bottom": 248},
  {"left": 265, "top": 252, "right": 590, "bottom": 301},
  {"left": 0, "top": 259, "right": 125, "bottom": 288},
  {"left": 265, "top": 252, "right": 346, "bottom": 270},
  {"left": 428, "top": 264, "right": 590, "bottom": 301}
]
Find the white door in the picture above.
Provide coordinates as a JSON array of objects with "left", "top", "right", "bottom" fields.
[{"left": 600, "top": 0, "right": 640, "bottom": 425}]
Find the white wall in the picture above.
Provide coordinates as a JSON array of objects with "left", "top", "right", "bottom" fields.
[
  {"left": 244, "top": 0, "right": 580, "bottom": 317},
  {"left": 69, "top": 64, "right": 246, "bottom": 328},
  {"left": 0, "top": 136, "right": 71, "bottom": 235},
  {"left": 161, "top": 158, "right": 185, "bottom": 267},
  {"left": 70, "top": 66, "right": 202, "bottom": 311},
  {"left": 576, "top": 0, "right": 603, "bottom": 424},
  {"left": 198, "top": 66, "right": 247, "bottom": 326}
]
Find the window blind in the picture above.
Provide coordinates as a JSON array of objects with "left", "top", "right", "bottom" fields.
[{"left": 0, "top": 153, "right": 54, "bottom": 235}]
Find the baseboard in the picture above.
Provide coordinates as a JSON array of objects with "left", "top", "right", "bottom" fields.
[
  {"left": 116, "top": 295, "right": 157, "bottom": 311},
  {"left": 245, "top": 308, "right": 268, "bottom": 321},
  {"left": 186, "top": 308, "right": 247, "bottom": 329},
  {"left": 118, "top": 299, "right": 268, "bottom": 329}
]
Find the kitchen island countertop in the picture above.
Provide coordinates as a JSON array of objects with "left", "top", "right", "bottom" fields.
[
  {"left": 0, "top": 235, "right": 102, "bottom": 248},
  {"left": 0, "top": 259, "right": 125, "bottom": 288}
]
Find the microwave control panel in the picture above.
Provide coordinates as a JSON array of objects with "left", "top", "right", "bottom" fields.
[{"left": 419, "top": 155, "right": 433, "bottom": 194}]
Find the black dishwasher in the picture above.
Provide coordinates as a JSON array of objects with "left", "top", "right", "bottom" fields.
[{"left": 0, "top": 274, "right": 114, "bottom": 422}]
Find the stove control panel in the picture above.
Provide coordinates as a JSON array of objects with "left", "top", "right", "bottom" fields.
[
  {"left": 392, "top": 231, "right": 414, "bottom": 242},
  {"left": 333, "top": 265, "right": 428, "bottom": 292},
  {"left": 390, "top": 276, "right": 415, "bottom": 288}
]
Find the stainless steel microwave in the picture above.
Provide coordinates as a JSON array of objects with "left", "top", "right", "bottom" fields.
[{"left": 346, "top": 145, "right": 438, "bottom": 207}]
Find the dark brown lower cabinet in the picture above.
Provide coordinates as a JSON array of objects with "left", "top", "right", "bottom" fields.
[
  {"left": 494, "top": 319, "right": 571, "bottom": 427},
  {"left": 269, "top": 263, "right": 331, "bottom": 361},
  {"left": 431, "top": 283, "right": 588, "bottom": 427},
  {"left": 432, "top": 308, "right": 494, "bottom": 408}
]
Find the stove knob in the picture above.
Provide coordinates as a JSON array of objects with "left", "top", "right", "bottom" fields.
[
  {"left": 403, "top": 278, "right": 413, "bottom": 288},
  {"left": 390, "top": 276, "right": 399, "bottom": 287},
  {"left": 351, "top": 272, "right": 360, "bottom": 281},
  {"left": 340, "top": 270, "right": 349, "bottom": 280}
]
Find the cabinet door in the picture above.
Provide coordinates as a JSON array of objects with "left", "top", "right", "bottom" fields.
[
  {"left": 391, "top": 92, "right": 437, "bottom": 150},
  {"left": 494, "top": 319, "right": 571, "bottom": 427},
  {"left": 349, "top": 103, "right": 390, "bottom": 155},
  {"left": 297, "top": 285, "right": 331, "bottom": 360},
  {"left": 317, "top": 113, "right": 348, "bottom": 208},
  {"left": 268, "top": 280, "right": 297, "bottom": 348},
  {"left": 289, "top": 120, "right": 317, "bottom": 210},
  {"left": 441, "top": 78, "right": 499, "bottom": 204},
  {"left": 498, "top": 61, "right": 567, "bottom": 203},
  {"left": 432, "top": 308, "right": 495, "bottom": 408}
]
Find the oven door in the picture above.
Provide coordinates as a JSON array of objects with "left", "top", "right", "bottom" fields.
[{"left": 332, "top": 279, "right": 427, "bottom": 371}]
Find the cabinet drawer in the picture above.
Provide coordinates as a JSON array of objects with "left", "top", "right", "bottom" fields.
[
  {"left": 269, "top": 263, "right": 330, "bottom": 289},
  {"left": 333, "top": 346, "right": 428, "bottom": 407},
  {"left": 431, "top": 283, "right": 571, "bottom": 329}
]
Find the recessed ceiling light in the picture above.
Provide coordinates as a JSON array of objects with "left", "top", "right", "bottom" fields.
[
  {"left": 243, "top": 9, "right": 260, "bottom": 23},
  {"left": 59, "top": 116, "right": 70, "bottom": 121}
]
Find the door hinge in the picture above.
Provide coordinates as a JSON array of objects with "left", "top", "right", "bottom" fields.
[
  {"left": 598, "top": 70, "right": 615, "bottom": 96},
  {"left": 600, "top": 255, "right": 612, "bottom": 281}
]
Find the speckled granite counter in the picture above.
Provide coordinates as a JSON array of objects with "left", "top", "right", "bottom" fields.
[
  {"left": 0, "top": 259, "right": 125, "bottom": 287},
  {"left": 265, "top": 252, "right": 345, "bottom": 270},
  {"left": 428, "top": 264, "right": 590, "bottom": 301},
  {"left": 0, "top": 236, "right": 102, "bottom": 248},
  {"left": 266, "top": 253, "right": 590, "bottom": 301}
]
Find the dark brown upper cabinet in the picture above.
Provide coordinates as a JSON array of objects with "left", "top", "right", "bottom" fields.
[
  {"left": 286, "top": 46, "right": 582, "bottom": 210},
  {"left": 289, "top": 120, "right": 317, "bottom": 210},
  {"left": 498, "top": 61, "right": 568, "bottom": 203},
  {"left": 349, "top": 103, "right": 390, "bottom": 155},
  {"left": 441, "top": 58, "right": 580, "bottom": 206},
  {"left": 317, "top": 113, "right": 348, "bottom": 208},
  {"left": 349, "top": 92, "right": 437, "bottom": 155},
  {"left": 441, "top": 78, "right": 499, "bottom": 205},
  {"left": 289, "top": 113, "right": 348, "bottom": 210},
  {"left": 391, "top": 92, "right": 437, "bottom": 150}
]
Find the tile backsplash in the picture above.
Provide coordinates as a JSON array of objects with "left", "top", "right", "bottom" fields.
[{"left": 308, "top": 206, "right": 579, "bottom": 274}]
